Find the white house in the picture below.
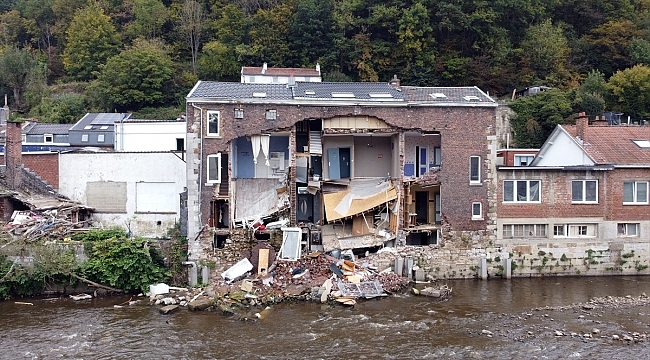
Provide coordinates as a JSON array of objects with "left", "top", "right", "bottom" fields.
[{"left": 114, "top": 118, "right": 186, "bottom": 152}]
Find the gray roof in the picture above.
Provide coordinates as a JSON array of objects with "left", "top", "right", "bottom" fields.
[
  {"left": 188, "top": 82, "right": 293, "bottom": 100},
  {"left": 24, "top": 123, "right": 74, "bottom": 135},
  {"left": 70, "top": 113, "right": 132, "bottom": 131},
  {"left": 187, "top": 81, "right": 496, "bottom": 106},
  {"left": 292, "top": 82, "right": 403, "bottom": 101},
  {"left": 401, "top": 86, "right": 494, "bottom": 103}
]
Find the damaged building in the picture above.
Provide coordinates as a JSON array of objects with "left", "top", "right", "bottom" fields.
[{"left": 185, "top": 77, "right": 498, "bottom": 262}]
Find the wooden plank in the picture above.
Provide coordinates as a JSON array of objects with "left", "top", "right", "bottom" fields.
[{"left": 258, "top": 249, "right": 269, "bottom": 275}]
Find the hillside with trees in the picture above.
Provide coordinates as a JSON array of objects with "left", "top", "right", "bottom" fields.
[{"left": 0, "top": 0, "right": 649, "bottom": 144}]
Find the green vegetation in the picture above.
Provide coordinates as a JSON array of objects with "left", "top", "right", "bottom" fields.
[{"left": 0, "top": 0, "right": 647, "bottom": 125}]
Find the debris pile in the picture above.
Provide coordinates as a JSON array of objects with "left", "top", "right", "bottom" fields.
[{"left": 5, "top": 207, "right": 91, "bottom": 240}]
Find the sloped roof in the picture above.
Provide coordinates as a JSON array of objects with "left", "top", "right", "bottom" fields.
[
  {"left": 188, "top": 82, "right": 293, "bottom": 100},
  {"left": 401, "top": 86, "right": 495, "bottom": 103},
  {"left": 292, "top": 82, "right": 403, "bottom": 101},
  {"left": 70, "top": 113, "right": 132, "bottom": 131},
  {"left": 24, "top": 123, "right": 74, "bottom": 135},
  {"left": 564, "top": 125, "right": 650, "bottom": 165},
  {"left": 242, "top": 66, "right": 320, "bottom": 77}
]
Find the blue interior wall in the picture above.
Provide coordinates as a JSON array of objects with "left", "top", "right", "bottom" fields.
[{"left": 235, "top": 135, "right": 289, "bottom": 178}]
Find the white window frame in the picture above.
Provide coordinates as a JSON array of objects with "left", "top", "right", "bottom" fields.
[
  {"left": 266, "top": 109, "right": 277, "bottom": 120},
  {"left": 97, "top": 134, "right": 105, "bottom": 143},
  {"left": 503, "top": 180, "right": 541, "bottom": 203},
  {"left": 514, "top": 154, "right": 534, "bottom": 166},
  {"left": 553, "top": 224, "right": 597, "bottom": 238},
  {"left": 206, "top": 110, "right": 220, "bottom": 137},
  {"left": 471, "top": 202, "right": 482, "bottom": 220},
  {"left": 44, "top": 133, "right": 53, "bottom": 143},
  {"left": 502, "top": 224, "right": 547, "bottom": 238},
  {"left": 81, "top": 134, "right": 89, "bottom": 142},
  {"left": 572, "top": 179, "right": 598, "bottom": 203},
  {"left": 207, "top": 153, "right": 222, "bottom": 184},
  {"left": 623, "top": 181, "right": 648, "bottom": 204},
  {"left": 470, "top": 156, "right": 481, "bottom": 184},
  {"left": 618, "top": 223, "right": 639, "bottom": 237},
  {"left": 21, "top": 134, "right": 26, "bottom": 143}
]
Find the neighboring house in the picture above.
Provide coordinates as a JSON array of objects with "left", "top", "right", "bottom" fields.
[
  {"left": 241, "top": 62, "right": 321, "bottom": 84},
  {"left": 496, "top": 149, "right": 538, "bottom": 167},
  {"left": 58, "top": 150, "right": 186, "bottom": 238},
  {"left": 69, "top": 113, "right": 131, "bottom": 148},
  {"left": 185, "top": 78, "right": 498, "bottom": 260},
  {"left": 23, "top": 122, "right": 72, "bottom": 147},
  {"left": 114, "top": 118, "right": 186, "bottom": 152},
  {"left": 496, "top": 113, "right": 650, "bottom": 275}
]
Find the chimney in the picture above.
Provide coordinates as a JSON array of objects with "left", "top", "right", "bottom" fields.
[
  {"left": 576, "top": 112, "right": 588, "bottom": 142},
  {"left": 5, "top": 119, "right": 22, "bottom": 190},
  {"left": 262, "top": 62, "right": 267, "bottom": 74},
  {"left": 389, "top": 74, "right": 400, "bottom": 90}
]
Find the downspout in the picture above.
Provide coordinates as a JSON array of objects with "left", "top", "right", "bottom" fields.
[{"left": 190, "top": 103, "right": 204, "bottom": 239}]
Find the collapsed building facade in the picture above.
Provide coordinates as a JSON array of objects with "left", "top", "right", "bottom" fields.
[{"left": 185, "top": 78, "right": 498, "bottom": 268}]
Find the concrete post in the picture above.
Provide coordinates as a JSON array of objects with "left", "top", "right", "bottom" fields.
[
  {"left": 395, "top": 257, "right": 404, "bottom": 276},
  {"left": 405, "top": 258, "right": 414, "bottom": 280},
  {"left": 202, "top": 266, "right": 210, "bottom": 284},
  {"left": 479, "top": 257, "right": 487, "bottom": 280},
  {"left": 505, "top": 258, "right": 512, "bottom": 279}
]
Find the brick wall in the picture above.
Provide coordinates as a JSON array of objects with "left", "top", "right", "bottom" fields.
[
  {"left": 187, "top": 103, "right": 496, "bottom": 233},
  {"left": 0, "top": 153, "right": 59, "bottom": 189}
]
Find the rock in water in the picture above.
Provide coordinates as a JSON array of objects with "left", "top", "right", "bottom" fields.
[{"left": 159, "top": 305, "right": 179, "bottom": 315}]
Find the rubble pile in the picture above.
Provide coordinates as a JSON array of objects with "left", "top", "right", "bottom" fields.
[{"left": 5, "top": 208, "right": 90, "bottom": 240}]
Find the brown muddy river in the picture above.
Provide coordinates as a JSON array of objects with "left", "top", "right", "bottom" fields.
[{"left": 2, "top": 277, "right": 650, "bottom": 359}]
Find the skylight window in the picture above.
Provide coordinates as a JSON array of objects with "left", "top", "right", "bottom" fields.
[
  {"left": 369, "top": 93, "right": 393, "bottom": 98},
  {"left": 331, "top": 93, "right": 355, "bottom": 98},
  {"left": 253, "top": 92, "right": 267, "bottom": 98},
  {"left": 430, "top": 93, "right": 447, "bottom": 99},
  {"left": 463, "top": 95, "right": 481, "bottom": 101},
  {"left": 100, "top": 125, "right": 109, "bottom": 130},
  {"left": 84, "top": 125, "right": 93, "bottom": 130},
  {"left": 633, "top": 139, "right": 650, "bottom": 148},
  {"left": 305, "top": 90, "right": 315, "bottom": 95}
]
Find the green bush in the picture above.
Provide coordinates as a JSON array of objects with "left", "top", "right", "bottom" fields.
[{"left": 82, "top": 237, "right": 167, "bottom": 293}]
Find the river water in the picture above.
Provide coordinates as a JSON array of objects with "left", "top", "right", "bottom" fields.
[{"left": 2, "top": 277, "right": 650, "bottom": 359}]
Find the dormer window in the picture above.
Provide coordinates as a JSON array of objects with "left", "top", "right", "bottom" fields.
[{"left": 44, "top": 134, "right": 53, "bottom": 143}]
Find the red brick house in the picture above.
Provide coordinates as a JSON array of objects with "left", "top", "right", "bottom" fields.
[
  {"left": 496, "top": 113, "right": 650, "bottom": 275},
  {"left": 185, "top": 79, "right": 498, "bottom": 260}
]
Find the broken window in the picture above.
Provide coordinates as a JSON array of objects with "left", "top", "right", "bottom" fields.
[
  {"left": 279, "top": 227, "right": 302, "bottom": 260},
  {"left": 207, "top": 153, "right": 222, "bottom": 183},
  {"left": 572, "top": 180, "right": 597, "bottom": 203},
  {"left": 207, "top": 110, "right": 220, "bottom": 136},
  {"left": 470, "top": 156, "right": 480, "bottom": 184},
  {"left": 618, "top": 223, "right": 639, "bottom": 237}
]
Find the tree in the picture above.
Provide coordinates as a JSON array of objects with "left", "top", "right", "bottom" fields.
[
  {"left": 288, "top": 0, "right": 335, "bottom": 67},
  {"left": 0, "top": 47, "right": 45, "bottom": 109},
  {"left": 29, "top": 94, "right": 87, "bottom": 123},
  {"left": 63, "top": 4, "right": 120, "bottom": 81},
  {"left": 245, "top": 4, "right": 293, "bottom": 67},
  {"left": 518, "top": 19, "right": 570, "bottom": 83},
  {"left": 573, "top": 70, "right": 607, "bottom": 119},
  {"left": 607, "top": 64, "right": 650, "bottom": 118},
  {"left": 509, "top": 89, "right": 573, "bottom": 148},
  {"left": 95, "top": 39, "right": 174, "bottom": 111},
  {"left": 578, "top": 20, "right": 644, "bottom": 76},
  {"left": 178, "top": 0, "right": 204, "bottom": 74},
  {"left": 130, "top": 0, "right": 169, "bottom": 40},
  {"left": 197, "top": 40, "right": 239, "bottom": 80}
]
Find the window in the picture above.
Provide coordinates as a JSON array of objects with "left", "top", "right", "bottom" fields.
[
  {"left": 266, "top": 109, "right": 277, "bottom": 120},
  {"left": 81, "top": 134, "right": 89, "bottom": 142},
  {"left": 470, "top": 156, "right": 480, "bottom": 184},
  {"left": 207, "top": 153, "right": 222, "bottom": 183},
  {"left": 100, "top": 125, "right": 109, "bottom": 130},
  {"left": 84, "top": 125, "right": 93, "bottom": 130},
  {"left": 572, "top": 180, "right": 598, "bottom": 203},
  {"left": 624, "top": 181, "right": 648, "bottom": 204},
  {"left": 514, "top": 155, "right": 534, "bottom": 166},
  {"left": 632, "top": 140, "right": 650, "bottom": 148},
  {"left": 176, "top": 138, "right": 184, "bottom": 151},
  {"left": 618, "top": 223, "right": 639, "bottom": 237},
  {"left": 21, "top": 134, "right": 26, "bottom": 143},
  {"left": 553, "top": 224, "right": 597, "bottom": 237},
  {"left": 234, "top": 108, "right": 244, "bottom": 119},
  {"left": 44, "top": 134, "right": 53, "bottom": 143},
  {"left": 97, "top": 134, "right": 105, "bottom": 143},
  {"left": 433, "top": 147, "right": 441, "bottom": 166},
  {"left": 472, "top": 202, "right": 482, "bottom": 220},
  {"left": 207, "top": 110, "right": 220, "bottom": 136},
  {"left": 503, "top": 224, "right": 547, "bottom": 238},
  {"left": 503, "top": 180, "right": 540, "bottom": 202}
]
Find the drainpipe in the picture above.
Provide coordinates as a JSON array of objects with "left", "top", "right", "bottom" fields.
[
  {"left": 189, "top": 103, "right": 204, "bottom": 251},
  {"left": 182, "top": 261, "right": 198, "bottom": 286}
]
